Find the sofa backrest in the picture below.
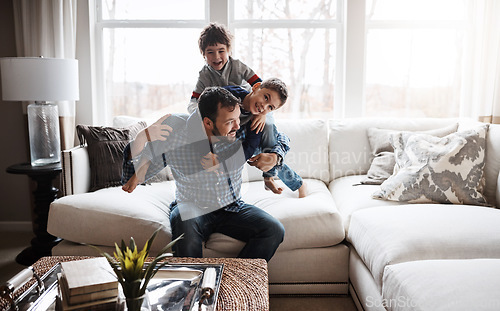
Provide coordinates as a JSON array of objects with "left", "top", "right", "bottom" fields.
[
  {"left": 328, "top": 117, "right": 463, "bottom": 180},
  {"left": 484, "top": 123, "right": 500, "bottom": 205},
  {"left": 65, "top": 116, "right": 498, "bottom": 206},
  {"left": 244, "top": 119, "right": 330, "bottom": 183}
]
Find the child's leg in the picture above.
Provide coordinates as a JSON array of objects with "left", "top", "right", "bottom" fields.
[
  {"left": 259, "top": 115, "right": 284, "bottom": 194},
  {"left": 260, "top": 113, "right": 277, "bottom": 153},
  {"left": 276, "top": 164, "right": 307, "bottom": 197}
]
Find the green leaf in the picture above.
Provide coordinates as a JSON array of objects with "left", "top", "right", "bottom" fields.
[
  {"left": 156, "top": 234, "right": 184, "bottom": 257},
  {"left": 145, "top": 228, "right": 160, "bottom": 254}
]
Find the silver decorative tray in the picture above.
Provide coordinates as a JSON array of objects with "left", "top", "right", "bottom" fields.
[{"left": 4, "top": 263, "right": 223, "bottom": 311}]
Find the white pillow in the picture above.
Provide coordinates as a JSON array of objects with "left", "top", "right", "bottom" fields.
[{"left": 373, "top": 125, "right": 489, "bottom": 206}]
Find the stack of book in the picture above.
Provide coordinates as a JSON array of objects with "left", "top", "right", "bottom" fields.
[{"left": 57, "top": 257, "right": 119, "bottom": 311}]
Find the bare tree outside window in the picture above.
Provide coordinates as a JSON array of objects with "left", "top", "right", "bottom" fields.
[{"left": 233, "top": 0, "right": 337, "bottom": 119}]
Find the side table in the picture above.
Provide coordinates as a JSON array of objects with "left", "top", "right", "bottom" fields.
[{"left": 6, "top": 163, "right": 62, "bottom": 266}]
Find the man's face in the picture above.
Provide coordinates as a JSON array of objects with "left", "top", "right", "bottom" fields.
[
  {"left": 246, "top": 84, "right": 281, "bottom": 116},
  {"left": 211, "top": 104, "right": 241, "bottom": 141},
  {"left": 203, "top": 43, "right": 229, "bottom": 71}
]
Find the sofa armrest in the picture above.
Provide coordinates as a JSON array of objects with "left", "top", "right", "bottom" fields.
[{"left": 61, "top": 145, "right": 91, "bottom": 196}]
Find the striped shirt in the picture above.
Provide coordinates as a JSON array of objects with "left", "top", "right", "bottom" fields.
[{"left": 188, "top": 57, "right": 262, "bottom": 114}]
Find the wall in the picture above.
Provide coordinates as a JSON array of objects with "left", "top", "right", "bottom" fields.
[{"left": 0, "top": 1, "right": 34, "bottom": 228}]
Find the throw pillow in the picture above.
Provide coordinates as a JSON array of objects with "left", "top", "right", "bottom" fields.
[
  {"left": 372, "top": 125, "right": 489, "bottom": 206},
  {"left": 361, "top": 124, "right": 459, "bottom": 185},
  {"left": 76, "top": 122, "right": 146, "bottom": 191}
]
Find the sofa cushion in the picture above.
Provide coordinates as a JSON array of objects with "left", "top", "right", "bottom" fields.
[
  {"left": 328, "top": 175, "right": 401, "bottom": 233},
  {"left": 382, "top": 259, "right": 500, "bottom": 311},
  {"left": 76, "top": 122, "right": 146, "bottom": 191},
  {"left": 347, "top": 204, "right": 500, "bottom": 291},
  {"left": 48, "top": 181, "right": 176, "bottom": 251},
  {"left": 373, "top": 125, "right": 489, "bottom": 205},
  {"left": 204, "top": 179, "right": 345, "bottom": 253},
  {"left": 245, "top": 119, "right": 330, "bottom": 183},
  {"left": 362, "top": 124, "right": 458, "bottom": 185}
]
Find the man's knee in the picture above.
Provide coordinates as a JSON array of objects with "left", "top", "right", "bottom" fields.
[{"left": 267, "top": 218, "right": 285, "bottom": 243}]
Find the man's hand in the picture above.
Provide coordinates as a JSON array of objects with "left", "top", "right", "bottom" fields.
[
  {"left": 147, "top": 113, "right": 173, "bottom": 141},
  {"left": 247, "top": 153, "right": 278, "bottom": 172},
  {"left": 201, "top": 152, "right": 221, "bottom": 174},
  {"left": 250, "top": 114, "right": 266, "bottom": 134}
]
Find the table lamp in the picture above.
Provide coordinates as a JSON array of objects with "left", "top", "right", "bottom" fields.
[{"left": 0, "top": 57, "right": 79, "bottom": 166}]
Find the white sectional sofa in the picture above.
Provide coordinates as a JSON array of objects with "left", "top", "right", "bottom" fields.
[{"left": 47, "top": 117, "right": 500, "bottom": 310}]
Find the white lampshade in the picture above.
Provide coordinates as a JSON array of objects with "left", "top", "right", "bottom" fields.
[{"left": 0, "top": 57, "right": 79, "bottom": 101}]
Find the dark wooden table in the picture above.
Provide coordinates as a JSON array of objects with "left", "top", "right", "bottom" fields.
[{"left": 6, "top": 163, "right": 62, "bottom": 266}]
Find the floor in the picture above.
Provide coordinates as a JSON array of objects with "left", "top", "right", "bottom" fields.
[{"left": 0, "top": 228, "right": 357, "bottom": 311}]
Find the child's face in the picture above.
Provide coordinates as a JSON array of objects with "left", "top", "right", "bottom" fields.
[
  {"left": 203, "top": 43, "right": 229, "bottom": 71},
  {"left": 246, "top": 83, "right": 281, "bottom": 116}
]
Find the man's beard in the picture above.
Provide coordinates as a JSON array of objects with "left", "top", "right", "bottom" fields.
[{"left": 212, "top": 124, "right": 237, "bottom": 142}]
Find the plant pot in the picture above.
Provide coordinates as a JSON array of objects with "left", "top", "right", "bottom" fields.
[{"left": 117, "top": 291, "right": 151, "bottom": 311}]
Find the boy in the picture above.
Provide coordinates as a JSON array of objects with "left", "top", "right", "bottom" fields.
[
  {"left": 224, "top": 79, "right": 308, "bottom": 198},
  {"left": 191, "top": 23, "right": 307, "bottom": 197},
  {"left": 188, "top": 23, "right": 262, "bottom": 116}
]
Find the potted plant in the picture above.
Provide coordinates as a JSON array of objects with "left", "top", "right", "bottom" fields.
[{"left": 91, "top": 229, "right": 183, "bottom": 311}]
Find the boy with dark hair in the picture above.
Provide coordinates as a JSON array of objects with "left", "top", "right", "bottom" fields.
[
  {"left": 191, "top": 23, "right": 308, "bottom": 197},
  {"left": 188, "top": 23, "right": 262, "bottom": 114}
]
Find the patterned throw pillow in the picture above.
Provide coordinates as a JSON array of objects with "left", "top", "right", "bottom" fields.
[
  {"left": 373, "top": 125, "right": 489, "bottom": 205},
  {"left": 361, "top": 124, "right": 459, "bottom": 185}
]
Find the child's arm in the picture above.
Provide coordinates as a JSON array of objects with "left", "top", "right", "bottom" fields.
[
  {"left": 122, "top": 114, "right": 175, "bottom": 192},
  {"left": 233, "top": 58, "right": 262, "bottom": 87},
  {"left": 129, "top": 114, "right": 172, "bottom": 159}
]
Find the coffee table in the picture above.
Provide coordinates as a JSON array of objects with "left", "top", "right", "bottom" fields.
[{"left": 0, "top": 256, "right": 269, "bottom": 311}]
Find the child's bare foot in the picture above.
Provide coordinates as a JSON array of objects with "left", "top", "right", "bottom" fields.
[
  {"left": 264, "top": 177, "right": 283, "bottom": 194},
  {"left": 122, "top": 174, "right": 139, "bottom": 193},
  {"left": 298, "top": 181, "right": 308, "bottom": 198}
]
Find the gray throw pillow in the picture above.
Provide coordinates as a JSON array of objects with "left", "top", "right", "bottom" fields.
[
  {"left": 361, "top": 123, "right": 459, "bottom": 185},
  {"left": 76, "top": 122, "right": 146, "bottom": 191},
  {"left": 372, "top": 125, "right": 489, "bottom": 206}
]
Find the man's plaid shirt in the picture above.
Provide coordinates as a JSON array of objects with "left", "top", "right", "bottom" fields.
[{"left": 122, "top": 111, "right": 290, "bottom": 212}]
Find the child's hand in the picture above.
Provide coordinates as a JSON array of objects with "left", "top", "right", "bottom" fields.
[
  {"left": 250, "top": 115, "right": 266, "bottom": 134},
  {"left": 201, "top": 152, "right": 221, "bottom": 174},
  {"left": 146, "top": 114, "right": 173, "bottom": 141}
]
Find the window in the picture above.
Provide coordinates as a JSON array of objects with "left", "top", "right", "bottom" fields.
[
  {"left": 96, "top": 0, "right": 207, "bottom": 123},
  {"left": 91, "top": 0, "right": 481, "bottom": 124},
  {"left": 230, "top": 0, "right": 342, "bottom": 119},
  {"left": 364, "top": 0, "right": 468, "bottom": 118}
]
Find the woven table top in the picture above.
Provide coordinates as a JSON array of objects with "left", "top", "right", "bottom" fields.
[{"left": 0, "top": 256, "right": 269, "bottom": 311}]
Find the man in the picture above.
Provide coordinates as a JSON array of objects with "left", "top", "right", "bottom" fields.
[{"left": 122, "top": 87, "right": 286, "bottom": 262}]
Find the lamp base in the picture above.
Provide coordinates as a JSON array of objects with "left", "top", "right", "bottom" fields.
[{"left": 27, "top": 102, "right": 61, "bottom": 166}]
